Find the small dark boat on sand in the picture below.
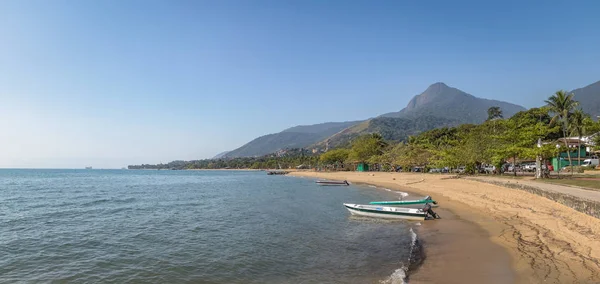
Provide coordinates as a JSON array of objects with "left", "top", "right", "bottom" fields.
[{"left": 316, "top": 180, "right": 350, "bottom": 186}]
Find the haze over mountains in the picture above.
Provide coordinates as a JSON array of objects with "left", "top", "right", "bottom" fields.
[{"left": 220, "top": 81, "right": 599, "bottom": 158}]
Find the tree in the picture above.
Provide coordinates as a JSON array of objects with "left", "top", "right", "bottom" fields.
[
  {"left": 487, "top": 106, "right": 503, "bottom": 121},
  {"left": 348, "top": 134, "right": 387, "bottom": 164},
  {"left": 569, "top": 109, "right": 589, "bottom": 167},
  {"left": 373, "top": 143, "right": 404, "bottom": 171},
  {"left": 319, "top": 148, "right": 350, "bottom": 170},
  {"left": 545, "top": 90, "right": 579, "bottom": 173},
  {"left": 593, "top": 135, "right": 600, "bottom": 151}
]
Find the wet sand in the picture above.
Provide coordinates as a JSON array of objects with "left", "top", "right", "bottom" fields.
[{"left": 289, "top": 171, "right": 600, "bottom": 284}]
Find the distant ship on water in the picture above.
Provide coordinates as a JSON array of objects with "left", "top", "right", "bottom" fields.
[{"left": 85, "top": 166, "right": 92, "bottom": 169}]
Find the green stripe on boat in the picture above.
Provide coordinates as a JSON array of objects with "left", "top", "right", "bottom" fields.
[{"left": 369, "top": 200, "right": 436, "bottom": 205}]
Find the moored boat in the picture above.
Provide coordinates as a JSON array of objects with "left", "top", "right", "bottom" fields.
[
  {"left": 316, "top": 180, "right": 350, "bottom": 186},
  {"left": 369, "top": 195, "right": 437, "bottom": 206},
  {"left": 343, "top": 203, "right": 427, "bottom": 220}
]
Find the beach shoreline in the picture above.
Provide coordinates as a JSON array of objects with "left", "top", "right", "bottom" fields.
[{"left": 289, "top": 171, "right": 600, "bottom": 284}]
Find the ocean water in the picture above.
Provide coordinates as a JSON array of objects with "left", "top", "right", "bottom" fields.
[{"left": 0, "top": 169, "right": 420, "bottom": 283}]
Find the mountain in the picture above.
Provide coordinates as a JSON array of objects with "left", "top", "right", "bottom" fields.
[
  {"left": 311, "top": 115, "right": 461, "bottom": 150},
  {"left": 570, "top": 80, "right": 600, "bottom": 119},
  {"left": 219, "top": 82, "right": 528, "bottom": 158},
  {"left": 222, "top": 121, "right": 361, "bottom": 158},
  {"left": 212, "top": 151, "right": 230, "bottom": 159},
  {"left": 380, "top": 82, "right": 526, "bottom": 123}
]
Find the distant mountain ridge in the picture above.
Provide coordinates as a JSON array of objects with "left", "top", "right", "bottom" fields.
[
  {"left": 212, "top": 151, "right": 230, "bottom": 159},
  {"left": 380, "top": 82, "right": 526, "bottom": 123},
  {"left": 222, "top": 121, "right": 362, "bottom": 158},
  {"left": 311, "top": 115, "right": 461, "bottom": 150},
  {"left": 570, "top": 80, "right": 600, "bottom": 119},
  {"left": 218, "top": 81, "right": 600, "bottom": 159}
]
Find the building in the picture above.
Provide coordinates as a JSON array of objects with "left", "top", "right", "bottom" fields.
[
  {"left": 356, "top": 163, "right": 369, "bottom": 172},
  {"left": 551, "top": 135, "right": 597, "bottom": 170}
]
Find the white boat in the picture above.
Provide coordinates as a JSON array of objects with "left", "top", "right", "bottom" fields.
[{"left": 343, "top": 203, "right": 427, "bottom": 221}]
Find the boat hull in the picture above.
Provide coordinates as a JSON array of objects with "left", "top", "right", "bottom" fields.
[
  {"left": 316, "top": 181, "right": 349, "bottom": 186},
  {"left": 343, "top": 204, "right": 426, "bottom": 221}
]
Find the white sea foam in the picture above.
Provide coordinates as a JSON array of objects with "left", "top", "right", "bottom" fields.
[
  {"left": 379, "top": 267, "right": 407, "bottom": 284},
  {"left": 368, "top": 185, "right": 377, "bottom": 188},
  {"left": 397, "top": 191, "right": 409, "bottom": 198},
  {"left": 380, "top": 228, "right": 418, "bottom": 284},
  {"left": 410, "top": 227, "right": 417, "bottom": 245}
]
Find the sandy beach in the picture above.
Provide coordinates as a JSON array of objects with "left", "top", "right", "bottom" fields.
[{"left": 289, "top": 171, "right": 600, "bottom": 284}]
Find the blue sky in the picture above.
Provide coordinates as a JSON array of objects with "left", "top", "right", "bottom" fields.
[{"left": 1, "top": 0, "right": 599, "bottom": 168}]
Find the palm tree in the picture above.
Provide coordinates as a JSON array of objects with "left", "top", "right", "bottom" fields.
[
  {"left": 545, "top": 90, "right": 579, "bottom": 174},
  {"left": 487, "top": 106, "right": 503, "bottom": 121},
  {"left": 569, "top": 110, "right": 588, "bottom": 167},
  {"left": 371, "top": 133, "right": 388, "bottom": 153}
]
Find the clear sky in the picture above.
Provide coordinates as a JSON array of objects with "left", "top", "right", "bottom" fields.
[{"left": 1, "top": 0, "right": 599, "bottom": 168}]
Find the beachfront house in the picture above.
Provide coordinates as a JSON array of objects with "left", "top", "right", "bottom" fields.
[
  {"left": 356, "top": 163, "right": 369, "bottom": 172},
  {"left": 550, "top": 136, "right": 596, "bottom": 171}
]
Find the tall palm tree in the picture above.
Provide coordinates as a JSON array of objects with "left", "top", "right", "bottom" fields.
[
  {"left": 371, "top": 133, "right": 388, "bottom": 151},
  {"left": 545, "top": 90, "right": 579, "bottom": 174},
  {"left": 569, "top": 109, "right": 588, "bottom": 167},
  {"left": 487, "top": 106, "right": 503, "bottom": 121}
]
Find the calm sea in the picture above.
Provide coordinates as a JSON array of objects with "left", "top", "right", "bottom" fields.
[{"left": 0, "top": 169, "right": 420, "bottom": 283}]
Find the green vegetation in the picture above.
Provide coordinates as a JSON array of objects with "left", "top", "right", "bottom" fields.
[
  {"left": 319, "top": 148, "right": 350, "bottom": 170},
  {"left": 319, "top": 93, "right": 599, "bottom": 174},
  {"left": 130, "top": 89, "right": 600, "bottom": 173},
  {"left": 348, "top": 133, "right": 387, "bottom": 163},
  {"left": 545, "top": 90, "right": 580, "bottom": 172},
  {"left": 210, "top": 80, "right": 599, "bottom": 160},
  {"left": 487, "top": 106, "right": 503, "bottom": 121},
  {"left": 594, "top": 135, "right": 600, "bottom": 151},
  {"left": 128, "top": 148, "right": 319, "bottom": 170},
  {"left": 312, "top": 115, "right": 460, "bottom": 150}
]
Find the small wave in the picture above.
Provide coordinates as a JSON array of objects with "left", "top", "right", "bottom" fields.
[
  {"left": 368, "top": 185, "right": 377, "bottom": 188},
  {"left": 410, "top": 227, "right": 417, "bottom": 245},
  {"left": 381, "top": 188, "right": 409, "bottom": 198},
  {"left": 380, "top": 267, "right": 407, "bottom": 284},
  {"left": 380, "top": 228, "right": 421, "bottom": 284},
  {"left": 106, "top": 207, "right": 129, "bottom": 214},
  {"left": 115, "top": 197, "right": 136, "bottom": 203},
  {"left": 83, "top": 197, "right": 136, "bottom": 207},
  {"left": 82, "top": 198, "right": 110, "bottom": 206}
]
